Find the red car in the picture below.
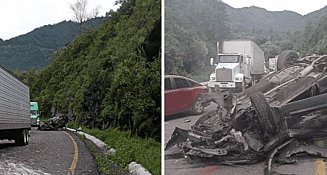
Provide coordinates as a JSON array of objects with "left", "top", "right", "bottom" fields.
[{"left": 165, "top": 75, "right": 209, "bottom": 116}]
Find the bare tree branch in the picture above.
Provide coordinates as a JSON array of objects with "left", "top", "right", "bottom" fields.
[
  {"left": 70, "top": 0, "right": 101, "bottom": 34},
  {"left": 89, "top": 5, "right": 101, "bottom": 19},
  {"left": 70, "top": 0, "right": 88, "bottom": 24}
]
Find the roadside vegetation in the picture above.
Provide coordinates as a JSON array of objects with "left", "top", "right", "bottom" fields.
[
  {"left": 16, "top": 0, "right": 161, "bottom": 140},
  {"left": 67, "top": 122, "right": 161, "bottom": 175},
  {"left": 15, "top": 0, "right": 161, "bottom": 173},
  {"left": 165, "top": 0, "right": 327, "bottom": 81}
]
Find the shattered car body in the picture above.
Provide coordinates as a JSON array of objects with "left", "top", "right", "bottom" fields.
[
  {"left": 39, "top": 114, "right": 68, "bottom": 131},
  {"left": 166, "top": 52, "right": 327, "bottom": 169}
]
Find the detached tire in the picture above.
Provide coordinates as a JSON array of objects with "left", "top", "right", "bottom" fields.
[
  {"left": 249, "top": 92, "right": 277, "bottom": 135},
  {"left": 192, "top": 97, "right": 204, "bottom": 115},
  {"left": 277, "top": 50, "right": 299, "bottom": 71}
]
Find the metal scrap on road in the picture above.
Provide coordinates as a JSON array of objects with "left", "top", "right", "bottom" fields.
[{"left": 166, "top": 51, "right": 327, "bottom": 174}]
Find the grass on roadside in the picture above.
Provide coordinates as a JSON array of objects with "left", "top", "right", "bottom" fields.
[
  {"left": 39, "top": 116, "right": 49, "bottom": 122},
  {"left": 67, "top": 121, "right": 161, "bottom": 175},
  {"left": 81, "top": 135, "right": 129, "bottom": 175}
]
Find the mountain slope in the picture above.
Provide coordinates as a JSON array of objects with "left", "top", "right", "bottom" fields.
[
  {"left": 165, "top": 0, "right": 327, "bottom": 78},
  {"left": 226, "top": 5, "right": 305, "bottom": 33},
  {"left": 294, "top": 15, "right": 327, "bottom": 55},
  {"left": 24, "top": 0, "right": 161, "bottom": 140},
  {"left": 304, "top": 5, "right": 327, "bottom": 25},
  {"left": 226, "top": 3, "right": 327, "bottom": 34},
  {"left": 0, "top": 18, "right": 107, "bottom": 70}
]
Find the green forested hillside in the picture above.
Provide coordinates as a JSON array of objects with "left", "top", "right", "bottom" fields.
[
  {"left": 18, "top": 0, "right": 161, "bottom": 139},
  {"left": 165, "top": 0, "right": 229, "bottom": 76},
  {"left": 293, "top": 15, "right": 327, "bottom": 55},
  {"left": 0, "top": 18, "right": 106, "bottom": 70},
  {"left": 226, "top": 5, "right": 305, "bottom": 33},
  {"left": 165, "top": 0, "right": 327, "bottom": 80},
  {"left": 304, "top": 5, "right": 327, "bottom": 25}
]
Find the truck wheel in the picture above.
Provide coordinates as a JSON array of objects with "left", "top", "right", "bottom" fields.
[
  {"left": 192, "top": 97, "right": 204, "bottom": 115},
  {"left": 236, "top": 81, "right": 245, "bottom": 93},
  {"left": 277, "top": 50, "right": 299, "bottom": 71},
  {"left": 26, "top": 130, "right": 29, "bottom": 145},
  {"left": 249, "top": 92, "right": 277, "bottom": 135},
  {"left": 15, "top": 130, "right": 28, "bottom": 146}
]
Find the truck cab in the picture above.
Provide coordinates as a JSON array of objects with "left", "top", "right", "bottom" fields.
[
  {"left": 208, "top": 40, "right": 265, "bottom": 92},
  {"left": 209, "top": 53, "right": 250, "bottom": 92},
  {"left": 30, "top": 102, "right": 40, "bottom": 127}
]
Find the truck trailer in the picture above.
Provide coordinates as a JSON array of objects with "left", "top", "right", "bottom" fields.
[
  {"left": 0, "top": 66, "right": 30, "bottom": 146},
  {"left": 208, "top": 40, "right": 265, "bottom": 92}
]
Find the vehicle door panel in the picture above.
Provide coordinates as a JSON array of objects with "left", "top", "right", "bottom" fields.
[
  {"left": 165, "top": 77, "right": 175, "bottom": 115},
  {"left": 172, "top": 78, "right": 193, "bottom": 113}
]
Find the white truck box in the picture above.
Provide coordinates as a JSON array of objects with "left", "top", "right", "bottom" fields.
[{"left": 222, "top": 40, "right": 265, "bottom": 75}]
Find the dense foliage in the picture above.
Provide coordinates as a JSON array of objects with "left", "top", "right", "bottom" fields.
[
  {"left": 165, "top": 0, "right": 327, "bottom": 80},
  {"left": 18, "top": 0, "right": 161, "bottom": 139},
  {"left": 293, "top": 15, "right": 327, "bottom": 55},
  {"left": 0, "top": 18, "right": 106, "bottom": 70},
  {"left": 165, "top": 0, "right": 230, "bottom": 76}
]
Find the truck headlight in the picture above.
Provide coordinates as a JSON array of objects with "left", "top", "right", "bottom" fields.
[{"left": 235, "top": 77, "right": 243, "bottom": 82}]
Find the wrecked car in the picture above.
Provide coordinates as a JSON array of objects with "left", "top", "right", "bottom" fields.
[
  {"left": 165, "top": 51, "right": 327, "bottom": 173},
  {"left": 39, "top": 114, "right": 68, "bottom": 131}
]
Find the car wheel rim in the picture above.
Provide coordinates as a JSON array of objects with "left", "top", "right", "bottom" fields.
[{"left": 195, "top": 100, "right": 203, "bottom": 113}]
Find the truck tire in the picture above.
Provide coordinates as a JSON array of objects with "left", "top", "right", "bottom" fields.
[
  {"left": 192, "top": 97, "right": 204, "bottom": 115},
  {"left": 277, "top": 50, "right": 299, "bottom": 71},
  {"left": 15, "top": 129, "right": 28, "bottom": 146},
  {"left": 249, "top": 92, "right": 277, "bottom": 135},
  {"left": 235, "top": 81, "right": 245, "bottom": 93},
  {"left": 26, "top": 130, "right": 29, "bottom": 145}
]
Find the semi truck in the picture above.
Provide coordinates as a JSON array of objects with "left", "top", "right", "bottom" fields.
[
  {"left": 208, "top": 40, "right": 265, "bottom": 92},
  {"left": 30, "top": 102, "right": 40, "bottom": 127},
  {"left": 0, "top": 66, "right": 30, "bottom": 146}
]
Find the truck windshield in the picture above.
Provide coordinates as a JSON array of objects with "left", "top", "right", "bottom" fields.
[
  {"left": 30, "top": 110, "right": 38, "bottom": 115},
  {"left": 218, "top": 55, "right": 239, "bottom": 63}
]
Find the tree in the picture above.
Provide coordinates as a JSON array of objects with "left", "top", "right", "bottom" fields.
[
  {"left": 70, "top": 0, "right": 101, "bottom": 34},
  {"left": 165, "top": 0, "right": 230, "bottom": 76}
]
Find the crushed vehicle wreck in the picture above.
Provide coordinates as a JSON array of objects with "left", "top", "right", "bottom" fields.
[
  {"left": 165, "top": 51, "right": 327, "bottom": 173},
  {"left": 39, "top": 114, "right": 68, "bottom": 131}
]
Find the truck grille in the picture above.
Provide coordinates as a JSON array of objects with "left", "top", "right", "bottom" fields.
[
  {"left": 216, "top": 68, "right": 232, "bottom": 81},
  {"left": 31, "top": 118, "right": 38, "bottom": 125}
]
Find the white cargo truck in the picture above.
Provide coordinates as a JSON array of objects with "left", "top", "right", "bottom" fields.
[
  {"left": 0, "top": 66, "right": 30, "bottom": 146},
  {"left": 208, "top": 40, "right": 265, "bottom": 92}
]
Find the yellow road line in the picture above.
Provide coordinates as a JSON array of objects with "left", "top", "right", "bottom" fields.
[
  {"left": 315, "top": 140, "right": 326, "bottom": 175},
  {"left": 64, "top": 131, "right": 79, "bottom": 175},
  {"left": 315, "top": 159, "right": 326, "bottom": 175}
]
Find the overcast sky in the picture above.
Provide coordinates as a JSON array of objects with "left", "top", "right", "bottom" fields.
[
  {"left": 223, "top": 0, "right": 327, "bottom": 16},
  {"left": 1, "top": 1, "right": 327, "bottom": 40},
  {"left": 0, "top": 0, "right": 118, "bottom": 40}
]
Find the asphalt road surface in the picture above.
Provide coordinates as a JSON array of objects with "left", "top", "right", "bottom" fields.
[
  {"left": 0, "top": 128, "right": 99, "bottom": 175},
  {"left": 165, "top": 103, "right": 327, "bottom": 175}
]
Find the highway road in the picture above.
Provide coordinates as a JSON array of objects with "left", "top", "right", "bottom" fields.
[
  {"left": 164, "top": 103, "right": 327, "bottom": 175},
  {"left": 0, "top": 128, "right": 99, "bottom": 175}
]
